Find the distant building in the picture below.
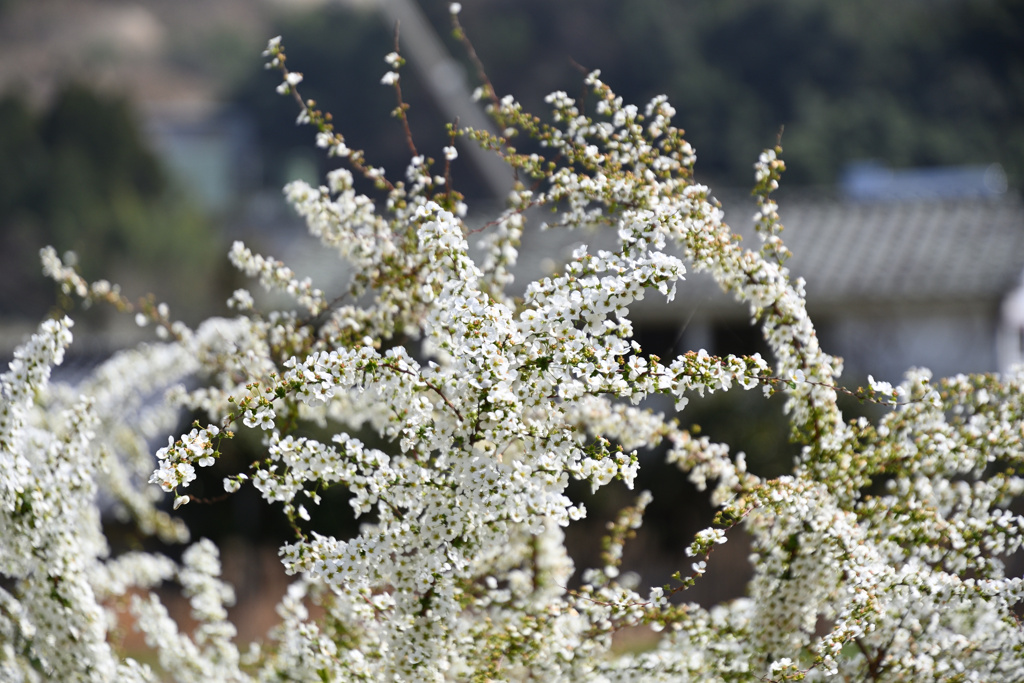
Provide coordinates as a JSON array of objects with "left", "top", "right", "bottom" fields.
[
  {"left": 748, "top": 193, "right": 1024, "bottom": 380},
  {"left": 840, "top": 161, "right": 1008, "bottom": 202}
]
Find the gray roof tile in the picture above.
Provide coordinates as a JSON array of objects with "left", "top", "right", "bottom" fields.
[{"left": 777, "top": 196, "right": 1024, "bottom": 305}]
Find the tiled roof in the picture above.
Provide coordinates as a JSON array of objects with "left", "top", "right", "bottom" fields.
[{"left": 776, "top": 195, "right": 1024, "bottom": 306}]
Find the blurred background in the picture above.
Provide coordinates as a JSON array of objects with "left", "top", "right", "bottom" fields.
[{"left": 1, "top": 0, "right": 1022, "bottom": 650}]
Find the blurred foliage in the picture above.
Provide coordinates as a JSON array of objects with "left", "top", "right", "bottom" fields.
[
  {"left": 0, "top": 84, "right": 221, "bottom": 320},
  {"left": 448, "top": 0, "right": 1024, "bottom": 190},
  {"left": 231, "top": 0, "right": 1023, "bottom": 195}
]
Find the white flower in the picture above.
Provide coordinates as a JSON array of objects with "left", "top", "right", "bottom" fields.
[
  {"left": 262, "top": 35, "right": 281, "bottom": 56},
  {"left": 227, "top": 288, "right": 254, "bottom": 310}
]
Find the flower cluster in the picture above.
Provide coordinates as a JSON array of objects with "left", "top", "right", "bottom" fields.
[{"left": 2, "top": 24, "right": 1022, "bottom": 683}]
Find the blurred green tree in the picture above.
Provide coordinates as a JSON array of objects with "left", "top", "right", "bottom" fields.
[
  {"left": 442, "top": 0, "right": 1023, "bottom": 189},
  {"left": 0, "top": 84, "right": 219, "bottom": 320}
]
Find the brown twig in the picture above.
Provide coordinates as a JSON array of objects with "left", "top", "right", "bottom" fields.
[
  {"left": 389, "top": 22, "right": 419, "bottom": 158},
  {"left": 450, "top": 11, "right": 500, "bottom": 110}
]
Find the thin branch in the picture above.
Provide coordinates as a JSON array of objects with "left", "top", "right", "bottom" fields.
[
  {"left": 390, "top": 22, "right": 419, "bottom": 158},
  {"left": 450, "top": 11, "right": 500, "bottom": 110}
]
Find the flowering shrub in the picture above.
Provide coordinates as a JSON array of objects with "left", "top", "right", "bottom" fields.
[{"left": 3, "top": 11, "right": 1023, "bottom": 682}]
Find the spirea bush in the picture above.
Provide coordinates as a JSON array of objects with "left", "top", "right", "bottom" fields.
[{"left": 3, "top": 10, "right": 1023, "bottom": 682}]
